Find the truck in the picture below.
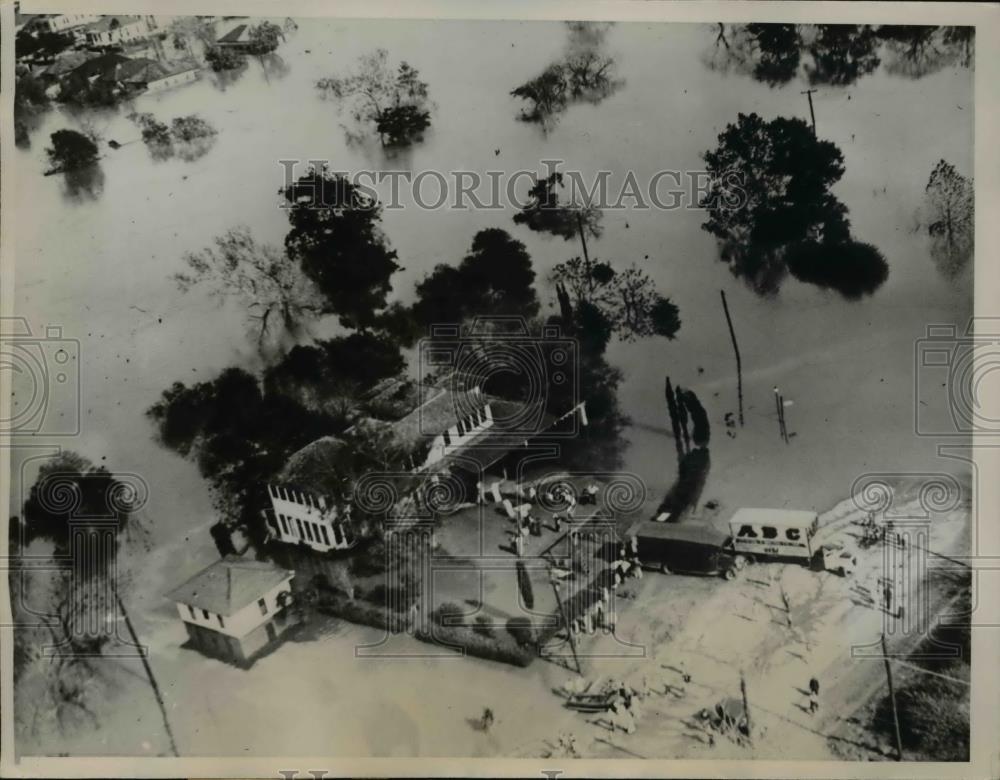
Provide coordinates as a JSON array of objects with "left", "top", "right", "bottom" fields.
[
  {"left": 632, "top": 520, "right": 743, "bottom": 580},
  {"left": 728, "top": 508, "right": 856, "bottom": 575}
]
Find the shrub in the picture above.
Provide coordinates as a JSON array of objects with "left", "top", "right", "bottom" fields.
[
  {"left": 418, "top": 623, "right": 534, "bottom": 667},
  {"left": 361, "top": 583, "right": 413, "bottom": 612},
  {"left": 46, "top": 129, "right": 98, "bottom": 172},
  {"left": 349, "top": 538, "right": 387, "bottom": 577},
  {"left": 507, "top": 616, "right": 536, "bottom": 648},
  {"left": 128, "top": 112, "right": 172, "bottom": 147},
  {"left": 205, "top": 46, "right": 246, "bottom": 72},
  {"left": 171, "top": 115, "right": 217, "bottom": 143},
  {"left": 473, "top": 614, "right": 495, "bottom": 637},
  {"left": 872, "top": 672, "right": 969, "bottom": 760},
  {"left": 432, "top": 601, "right": 464, "bottom": 627},
  {"left": 786, "top": 240, "right": 889, "bottom": 300}
]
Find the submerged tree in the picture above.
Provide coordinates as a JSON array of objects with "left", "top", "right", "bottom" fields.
[
  {"left": 410, "top": 228, "right": 540, "bottom": 330},
  {"left": 701, "top": 113, "right": 886, "bottom": 298},
  {"left": 317, "top": 50, "right": 432, "bottom": 147},
  {"left": 282, "top": 165, "right": 401, "bottom": 329},
  {"left": 923, "top": 159, "right": 974, "bottom": 279},
  {"left": 175, "top": 226, "right": 325, "bottom": 351},
  {"left": 14, "top": 71, "right": 51, "bottom": 148},
  {"left": 704, "top": 23, "right": 803, "bottom": 86},
  {"left": 511, "top": 21, "right": 623, "bottom": 129},
  {"left": 806, "top": 24, "right": 882, "bottom": 86},
  {"left": 147, "top": 368, "right": 343, "bottom": 548},
  {"left": 45, "top": 129, "right": 98, "bottom": 173},
  {"left": 877, "top": 25, "right": 974, "bottom": 78}
]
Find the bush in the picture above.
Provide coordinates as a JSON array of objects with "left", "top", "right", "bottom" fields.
[
  {"left": 171, "top": 115, "right": 217, "bottom": 143},
  {"left": 419, "top": 622, "right": 534, "bottom": 667},
  {"left": 46, "top": 129, "right": 98, "bottom": 172},
  {"left": 205, "top": 46, "right": 246, "bottom": 72},
  {"left": 507, "top": 616, "right": 537, "bottom": 648},
  {"left": 129, "top": 112, "right": 172, "bottom": 147},
  {"left": 473, "top": 614, "right": 495, "bottom": 637},
  {"left": 872, "top": 672, "right": 969, "bottom": 760},
  {"left": 349, "top": 538, "right": 387, "bottom": 577},
  {"left": 432, "top": 601, "right": 464, "bottom": 627},
  {"left": 362, "top": 583, "right": 413, "bottom": 612},
  {"left": 786, "top": 240, "right": 889, "bottom": 300}
]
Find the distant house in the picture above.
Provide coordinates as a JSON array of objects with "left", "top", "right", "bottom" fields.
[
  {"left": 146, "top": 59, "right": 201, "bottom": 92},
  {"left": 215, "top": 23, "right": 252, "bottom": 51},
  {"left": 166, "top": 556, "right": 297, "bottom": 667},
  {"left": 115, "top": 57, "right": 200, "bottom": 93},
  {"left": 83, "top": 15, "right": 151, "bottom": 48},
  {"left": 45, "top": 13, "right": 100, "bottom": 34}
]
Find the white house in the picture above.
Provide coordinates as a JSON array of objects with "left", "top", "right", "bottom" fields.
[
  {"left": 165, "top": 556, "right": 296, "bottom": 667},
  {"left": 84, "top": 15, "right": 152, "bottom": 47},
  {"left": 266, "top": 484, "right": 357, "bottom": 552},
  {"left": 389, "top": 386, "right": 496, "bottom": 471},
  {"left": 45, "top": 13, "right": 100, "bottom": 34}
]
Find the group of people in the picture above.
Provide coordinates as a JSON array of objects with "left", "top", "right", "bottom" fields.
[
  {"left": 570, "top": 585, "right": 617, "bottom": 636},
  {"left": 613, "top": 536, "right": 643, "bottom": 586}
]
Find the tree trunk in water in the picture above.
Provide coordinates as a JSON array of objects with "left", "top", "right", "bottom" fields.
[{"left": 664, "top": 376, "right": 685, "bottom": 465}]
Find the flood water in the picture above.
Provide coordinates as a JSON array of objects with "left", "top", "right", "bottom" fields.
[{"left": 11, "top": 20, "right": 973, "bottom": 561}]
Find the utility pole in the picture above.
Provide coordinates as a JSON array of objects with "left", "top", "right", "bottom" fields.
[
  {"left": 801, "top": 89, "right": 818, "bottom": 135},
  {"left": 551, "top": 577, "right": 581, "bottom": 675},
  {"left": 116, "top": 593, "right": 180, "bottom": 756},
  {"left": 740, "top": 671, "right": 753, "bottom": 746},
  {"left": 720, "top": 290, "right": 744, "bottom": 426},
  {"left": 881, "top": 632, "right": 904, "bottom": 761}
]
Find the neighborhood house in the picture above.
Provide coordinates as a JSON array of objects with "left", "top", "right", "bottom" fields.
[{"left": 166, "top": 556, "right": 297, "bottom": 667}]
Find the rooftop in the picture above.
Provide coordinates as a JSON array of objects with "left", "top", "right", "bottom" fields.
[
  {"left": 85, "top": 15, "right": 144, "bottom": 33},
  {"left": 729, "top": 508, "right": 819, "bottom": 528},
  {"left": 165, "top": 556, "right": 293, "bottom": 617},
  {"left": 216, "top": 23, "right": 250, "bottom": 44}
]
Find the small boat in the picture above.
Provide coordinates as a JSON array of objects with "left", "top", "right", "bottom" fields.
[{"left": 108, "top": 139, "right": 121, "bottom": 149}]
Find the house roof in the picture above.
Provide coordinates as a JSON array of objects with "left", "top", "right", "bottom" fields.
[
  {"left": 67, "top": 51, "right": 129, "bottom": 79},
  {"left": 165, "top": 556, "right": 293, "bottom": 617},
  {"left": 85, "top": 15, "right": 143, "bottom": 34},
  {"left": 633, "top": 520, "right": 730, "bottom": 548},
  {"left": 40, "top": 50, "right": 93, "bottom": 77},
  {"left": 389, "top": 387, "right": 484, "bottom": 447},
  {"left": 115, "top": 57, "right": 169, "bottom": 83},
  {"left": 216, "top": 23, "right": 249, "bottom": 43}
]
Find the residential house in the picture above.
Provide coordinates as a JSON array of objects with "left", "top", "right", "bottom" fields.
[
  {"left": 265, "top": 482, "right": 357, "bottom": 554},
  {"left": 45, "top": 13, "right": 100, "bottom": 34},
  {"left": 146, "top": 59, "right": 200, "bottom": 92},
  {"left": 83, "top": 15, "right": 152, "bottom": 48},
  {"left": 166, "top": 556, "right": 297, "bottom": 667}
]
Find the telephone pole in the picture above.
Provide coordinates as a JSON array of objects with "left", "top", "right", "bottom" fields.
[
  {"left": 551, "top": 577, "right": 581, "bottom": 675},
  {"left": 720, "top": 290, "right": 744, "bottom": 426},
  {"left": 881, "top": 632, "right": 904, "bottom": 761},
  {"left": 801, "top": 89, "right": 818, "bottom": 135}
]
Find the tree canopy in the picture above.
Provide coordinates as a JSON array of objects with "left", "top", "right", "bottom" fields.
[
  {"left": 701, "top": 113, "right": 886, "bottom": 297},
  {"left": 281, "top": 166, "right": 401, "bottom": 329},
  {"left": 317, "top": 50, "right": 432, "bottom": 147},
  {"left": 45, "top": 129, "right": 98, "bottom": 173}
]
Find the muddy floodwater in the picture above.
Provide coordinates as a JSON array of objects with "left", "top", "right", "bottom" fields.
[{"left": 9, "top": 18, "right": 975, "bottom": 757}]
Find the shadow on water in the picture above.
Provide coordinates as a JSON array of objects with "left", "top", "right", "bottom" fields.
[
  {"left": 702, "top": 23, "right": 974, "bottom": 88},
  {"left": 61, "top": 164, "right": 105, "bottom": 203}
]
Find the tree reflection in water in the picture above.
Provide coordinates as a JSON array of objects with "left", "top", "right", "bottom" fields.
[
  {"left": 62, "top": 164, "right": 105, "bottom": 203},
  {"left": 703, "top": 23, "right": 973, "bottom": 87}
]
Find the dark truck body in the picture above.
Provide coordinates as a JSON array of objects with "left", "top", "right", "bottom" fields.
[{"left": 632, "top": 520, "right": 740, "bottom": 579}]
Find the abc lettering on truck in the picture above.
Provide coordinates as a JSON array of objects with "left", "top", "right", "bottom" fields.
[{"left": 728, "top": 508, "right": 819, "bottom": 561}]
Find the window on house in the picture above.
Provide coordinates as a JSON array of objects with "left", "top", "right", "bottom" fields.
[
  {"left": 202, "top": 609, "right": 210, "bottom": 620},
  {"left": 304, "top": 522, "right": 314, "bottom": 542},
  {"left": 295, "top": 518, "right": 304, "bottom": 538},
  {"left": 217, "top": 614, "right": 225, "bottom": 628},
  {"left": 320, "top": 525, "right": 330, "bottom": 545},
  {"left": 258, "top": 598, "right": 268, "bottom": 616},
  {"left": 187, "top": 605, "right": 196, "bottom": 620},
  {"left": 443, "top": 430, "right": 451, "bottom": 446},
  {"left": 279, "top": 515, "right": 289, "bottom": 535},
  {"left": 332, "top": 524, "right": 342, "bottom": 546}
]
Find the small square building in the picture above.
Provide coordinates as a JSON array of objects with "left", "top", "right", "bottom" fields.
[{"left": 166, "top": 556, "right": 297, "bottom": 667}]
